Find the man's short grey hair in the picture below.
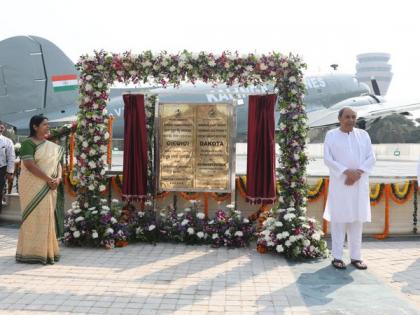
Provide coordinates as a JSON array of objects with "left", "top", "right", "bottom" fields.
[{"left": 338, "top": 107, "right": 355, "bottom": 119}]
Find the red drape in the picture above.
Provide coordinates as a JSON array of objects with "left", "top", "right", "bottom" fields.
[
  {"left": 122, "top": 94, "right": 148, "bottom": 201},
  {"left": 246, "top": 94, "right": 277, "bottom": 204}
]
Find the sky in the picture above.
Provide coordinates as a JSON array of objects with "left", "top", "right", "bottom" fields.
[{"left": 2, "top": 0, "right": 420, "bottom": 102}]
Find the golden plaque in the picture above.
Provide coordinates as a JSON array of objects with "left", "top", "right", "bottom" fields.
[{"left": 158, "top": 103, "right": 231, "bottom": 192}]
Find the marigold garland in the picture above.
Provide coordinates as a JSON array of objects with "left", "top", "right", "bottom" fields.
[
  {"left": 390, "top": 181, "right": 412, "bottom": 204},
  {"left": 155, "top": 191, "right": 170, "bottom": 200},
  {"left": 375, "top": 184, "right": 391, "bottom": 240},
  {"left": 210, "top": 192, "right": 231, "bottom": 203},
  {"left": 179, "top": 192, "right": 201, "bottom": 201}
]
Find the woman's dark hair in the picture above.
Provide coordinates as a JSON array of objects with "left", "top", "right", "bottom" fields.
[{"left": 29, "top": 115, "right": 48, "bottom": 137}]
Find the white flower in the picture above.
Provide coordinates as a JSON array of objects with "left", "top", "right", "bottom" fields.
[
  {"left": 226, "top": 204, "right": 235, "bottom": 209},
  {"left": 99, "top": 185, "right": 106, "bottom": 192},
  {"left": 111, "top": 199, "right": 119, "bottom": 204},
  {"left": 288, "top": 76, "right": 296, "bottom": 83},
  {"left": 73, "top": 208, "right": 81, "bottom": 214},
  {"left": 88, "top": 161, "right": 96, "bottom": 168},
  {"left": 276, "top": 233, "right": 283, "bottom": 240},
  {"left": 102, "top": 205, "right": 110, "bottom": 211},
  {"left": 224, "top": 230, "right": 231, "bottom": 236},
  {"left": 181, "top": 219, "right": 189, "bottom": 226},
  {"left": 92, "top": 231, "right": 98, "bottom": 239},
  {"left": 80, "top": 153, "right": 87, "bottom": 160},
  {"left": 169, "top": 65, "right": 176, "bottom": 72},
  {"left": 110, "top": 217, "right": 117, "bottom": 224},
  {"left": 138, "top": 211, "right": 145, "bottom": 217},
  {"left": 82, "top": 141, "right": 88, "bottom": 148},
  {"left": 312, "top": 232, "right": 321, "bottom": 241},
  {"left": 187, "top": 227, "right": 195, "bottom": 235},
  {"left": 289, "top": 235, "right": 297, "bottom": 242},
  {"left": 234, "top": 231, "right": 243, "bottom": 237},
  {"left": 197, "top": 231, "right": 204, "bottom": 239},
  {"left": 184, "top": 207, "right": 191, "bottom": 212},
  {"left": 196, "top": 212, "right": 205, "bottom": 220},
  {"left": 105, "top": 228, "right": 114, "bottom": 235},
  {"left": 73, "top": 231, "right": 81, "bottom": 238},
  {"left": 245, "top": 65, "right": 253, "bottom": 71},
  {"left": 208, "top": 60, "right": 216, "bottom": 67},
  {"left": 284, "top": 213, "right": 296, "bottom": 221},
  {"left": 145, "top": 200, "right": 152, "bottom": 206},
  {"left": 309, "top": 245, "right": 315, "bottom": 252},
  {"left": 275, "top": 221, "right": 283, "bottom": 227},
  {"left": 282, "top": 231, "right": 290, "bottom": 238},
  {"left": 75, "top": 216, "right": 84, "bottom": 223},
  {"left": 243, "top": 218, "right": 250, "bottom": 224},
  {"left": 91, "top": 210, "right": 98, "bottom": 215},
  {"left": 104, "top": 132, "right": 109, "bottom": 140},
  {"left": 303, "top": 239, "right": 311, "bottom": 247},
  {"left": 14, "top": 143, "right": 21, "bottom": 150},
  {"left": 212, "top": 233, "right": 219, "bottom": 239},
  {"left": 276, "top": 245, "right": 284, "bottom": 253},
  {"left": 177, "top": 213, "right": 184, "bottom": 218},
  {"left": 88, "top": 184, "right": 95, "bottom": 191},
  {"left": 281, "top": 61, "right": 288, "bottom": 68},
  {"left": 148, "top": 225, "right": 156, "bottom": 231},
  {"left": 290, "top": 167, "right": 297, "bottom": 174},
  {"left": 285, "top": 240, "right": 291, "bottom": 247},
  {"left": 259, "top": 63, "right": 268, "bottom": 70},
  {"left": 208, "top": 220, "right": 214, "bottom": 225},
  {"left": 267, "top": 240, "right": 275, "bottom": 247}
]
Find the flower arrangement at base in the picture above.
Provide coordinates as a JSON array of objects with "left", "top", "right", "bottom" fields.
[
  {"left": 128, "top": 200, "right": 159, "bottom": 244},
  {"left": 159, "top": 201, "right": 209, "bottom": 245},
  {"left": 206, "top": 205, "right": 255, "bottom": 248},
  {"left": 64, "top": 198, "right": 128, "bottom": 249},
  {"left": 256, "top": 207, "right": 329, "bottom": 259}
]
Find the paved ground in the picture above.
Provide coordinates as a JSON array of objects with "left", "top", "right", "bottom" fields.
[{"left": 0, "top": 226, "right": 419, "bottom": 315}]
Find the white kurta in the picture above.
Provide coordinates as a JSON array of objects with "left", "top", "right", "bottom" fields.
[{"left": 323, "top": 128, "right": 376, "bottom": 223}]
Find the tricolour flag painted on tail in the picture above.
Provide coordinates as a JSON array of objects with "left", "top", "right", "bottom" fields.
[{"left": 52, "top": 74, "right": 78, "bottom": 92}]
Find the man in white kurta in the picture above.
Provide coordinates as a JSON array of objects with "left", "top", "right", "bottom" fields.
[{"left": 323, "top": 107, "right": 375, "bottom": 270}]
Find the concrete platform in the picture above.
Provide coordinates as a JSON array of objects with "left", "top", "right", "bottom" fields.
[{"left": 0, "top": 226, "right": 419, "bottom": 314}]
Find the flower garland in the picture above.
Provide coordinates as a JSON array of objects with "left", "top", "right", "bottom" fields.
[
  {"left": 370, "top": 183, "right": 384, "bottom": 206},
  {"left": 375, "top": 184, "right": 391, "bottom": 240},
  {"left": 68, "top": 50, "right": 318, "bottom": 250},
  {"left": 145, "top": 94, "right": 156, "bottom": 194},
  {"left": 307, "top": 179, "right": 325, "bottom": 202},
  {"left": 390, "top": 181, "right": 412, "bottom": 203},
  {"left": 107, "top": 115, "right": 114, "bottom": 166}
]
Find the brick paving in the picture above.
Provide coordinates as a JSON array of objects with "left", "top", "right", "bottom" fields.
[{"left": 0, "top": 226, "right": 419, "bottom": 314}]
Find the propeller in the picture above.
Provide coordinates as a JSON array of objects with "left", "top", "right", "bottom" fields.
[{"left": 371, "top": 77, "right": 381, "bottom": 96}]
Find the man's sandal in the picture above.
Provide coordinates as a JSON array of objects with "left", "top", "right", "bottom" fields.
[
  {"left": 351, "top": 260, "right": 367, "bottom": 270},
  {"left": 331, "top": 259, "right": 346, "bottom": 270}
]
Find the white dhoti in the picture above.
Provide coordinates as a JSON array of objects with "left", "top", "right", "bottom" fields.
[{"left": 330, "top": 221, "right": 363, "bottom": 260}]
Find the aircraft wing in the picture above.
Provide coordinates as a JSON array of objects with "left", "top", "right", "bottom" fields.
[{"left": 309, "top": 101, "right": 420, "bottom": 129}]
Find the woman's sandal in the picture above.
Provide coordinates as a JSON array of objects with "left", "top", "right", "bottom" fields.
[
  {"left": 331, "top": 259, "right": 347, "bottom": 270},
  {"left": 351, "top": 260, "right": 368, "bottom": 270}
]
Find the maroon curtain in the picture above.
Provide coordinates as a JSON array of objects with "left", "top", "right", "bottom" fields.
[
  {"left": 246, "top": 94, "right": 277, "bottom": 204},
  {"left": 122, "top": 94, "right": 148, "bottom": 201}
]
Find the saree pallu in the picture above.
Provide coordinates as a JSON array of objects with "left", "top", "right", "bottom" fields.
[{"left": 16, "top": 141, "right": 63, "bottom": 264}]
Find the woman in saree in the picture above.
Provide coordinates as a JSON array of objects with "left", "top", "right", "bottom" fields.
[{"left": 16, "top": 115, "right": 63, "bottom": 264}]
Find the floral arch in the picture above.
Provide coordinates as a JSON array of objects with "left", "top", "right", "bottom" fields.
[{"left": 66, "top": 50, "right": 327, "bottom": 259}]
